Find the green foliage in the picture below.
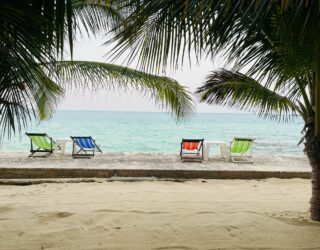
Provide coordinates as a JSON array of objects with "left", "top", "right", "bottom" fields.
[
  {"left": 72, "top": 0, "right": 123, "bottom": 38},
  {"left": 50, "top": 61, "right": 194, "bottom": 120},
  {"left": 196, "top": 69, "right": 301, "bottom": 121},
  {"left": 0, "top": 0, "right": 74, "bottom": 138},
  {"left": 0, "top": 0, "right": 194, "bottom": 139},
  {"left": 110, "top": 1, "right": 320, "bottom": 74},
  {"left": 110, "top": 0, "right": 320, "bottom": 123}
]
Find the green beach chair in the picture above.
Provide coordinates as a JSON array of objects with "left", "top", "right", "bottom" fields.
[
  {"left": 229, "top": 137, "right": 254, "bottom": 163},
  {"left": 26, "top": 133, "right": 55, "bottom": 157}
]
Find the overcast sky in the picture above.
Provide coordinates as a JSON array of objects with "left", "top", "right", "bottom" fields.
[{"left": 58, "top": 36, "right": 234, "bottom": 113}]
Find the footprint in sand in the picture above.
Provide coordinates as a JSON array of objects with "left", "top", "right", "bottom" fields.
[
  {"left": 17, "top": 231, "right": 24, "bottom": 237},
  {"left": 0, "top": 206, "right": 13, "bottom": 213},
  {"left": 0, "top": 218, "right": 11, "bottom": 221},
  {"left": 155, "top": 246, "right": 193, "bottom": 250},
  {"left": 37, "top": 211, "right": 74, "bottom": 223},
  {"left": 94, "top": 209, "right": 169, "bottom": 214},
  {"left": 196, "top": 211, "right": 216, "bottom": 215},
  {"left": 94, "top": 209, "right": 124, "bottom": 213},
  {"left": 56, "top": 212, "right": 74, "bottom": 218},
  {"left": 226, "top": 225, "right": 238, "bottom": 238},
  {"left": 129, "top": 210, "right": 169, "bottom": 214}
]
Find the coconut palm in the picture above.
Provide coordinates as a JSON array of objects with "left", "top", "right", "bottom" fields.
[
  {"left": 0, "top": 0, "right": 194, "bottom": 139},
  {"left": 109, "top": 0, "right": 320, "bottom": 220}
]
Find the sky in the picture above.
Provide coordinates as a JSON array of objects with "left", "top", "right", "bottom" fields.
[{"left": 58, "top": 35, "right": 234, "bottom": 113}]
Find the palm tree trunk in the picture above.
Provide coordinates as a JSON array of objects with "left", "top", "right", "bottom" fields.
[
  {"left": 309, "top": 44, "right": 320, "bottom": 221},
  {"left": 310, "top": 167, "right": 320, "bottom": 221},
  {"left": 306, "top": 138, "right": 320, "bottom": 220},
  {"left": 306, "top": 110, "right": 320, "bottom": 221}
]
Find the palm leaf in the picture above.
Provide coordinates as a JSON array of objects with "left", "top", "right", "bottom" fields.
[
  {"left": 108, "top": 0, "right": 274, "bottom": 72},
  {"left": 72, "top": 0, "right": 123, "bottom": 39},
  {"left": 0, "top": 0, "right": 75, "bottom": 138},
  {"left": 196, "top": 69, "right": 302, "bottom": 121},
  {"left": 49, "top": 61, "right": 194, "bottom": 120},
  {"left": 0, "top": 61, "right": 63, "bottom": 138},
  {"left": 109, "top": 0, "right": 319, "bottom": 84},
  {"left": 0, "top": 0, "right": 194, "bottom": 140}
]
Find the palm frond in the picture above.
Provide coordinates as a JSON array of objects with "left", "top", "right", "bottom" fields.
[
  {"left": 0, "top": 0, "right": 76, "bottom": 138},
  {"left": 0, "top": 0, "right": 75, "bottom": 60},
  {"left": 109, "top": 0, "right": 319, "bottom": 82},
  {"left": 0, "top": 0, "right": 125, "bottom": 139},
  {"left": 0, "top": 0, "right": 194, "bottom": 140},
  {"left": 107, "top": 0, "right": 276, "bottom": 73},
  {"left": 73, "top": 0, "right": 123, "bottom": 39},
  {"left": 0, "top": 63, "right": 62, "bottom": 139},
  {"left": 196, "top": 69, "right": 302, "bottom": 121},
  {"left": 50, "top": 61, "right": 194, "bottom": 120}
]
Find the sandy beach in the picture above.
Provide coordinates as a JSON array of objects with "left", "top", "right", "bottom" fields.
[
  {"left": 4, "top": 1, "right": 320, "bottom": 249},
  {"left": 0, "top": 152, "right": 310, "bottom": 172},
  {"left": 0, "top": 178, "right": 319, "bottom": 249}
]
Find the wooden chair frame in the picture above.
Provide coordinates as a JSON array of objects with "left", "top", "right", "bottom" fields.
[
  {"left": 26, "top": 133, "right": 54, "bottom": 157},
  {"left": 229, "top": 137, "right": 254, "bottom": 163},
  {"left": 180, "top": 139, "right": 204, "bottom": 162},
  {"left": 71, "top": 136, "right": 102, "bottom": 158}
]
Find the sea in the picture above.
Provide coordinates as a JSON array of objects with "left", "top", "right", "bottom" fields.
[{"left": 2, "top": 111, "right": 305, "bottom": 156}]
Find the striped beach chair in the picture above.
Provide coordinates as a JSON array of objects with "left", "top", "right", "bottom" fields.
[
  {"left": 26, "top": 133, "right": 55, "bottom": 157},
  {"left": 70, "top": 136, "right": 102, "bottom": 158},
  {"left": 229, "top": 137, "right": 254, "bottom": 163},
  {"left": 180, "top": 139, "right": 204, "bottom": 162}
]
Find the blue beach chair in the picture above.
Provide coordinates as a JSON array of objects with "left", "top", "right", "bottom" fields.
[{"left": 70, "top": 136, "right": 102, "bottom": 158}]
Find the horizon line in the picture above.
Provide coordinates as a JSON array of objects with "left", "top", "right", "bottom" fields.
[{"left": 55, "top": 109, "right": 247, "bottom": 114}]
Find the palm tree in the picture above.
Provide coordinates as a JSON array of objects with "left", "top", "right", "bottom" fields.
[
  {"left": 0, "top": 0, "right": 194, "bottom": 139},
  {"left": 109, "top": 0, "right": 320, "bottom": 221}
]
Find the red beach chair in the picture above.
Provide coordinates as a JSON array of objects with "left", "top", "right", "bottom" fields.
[{"left": 180, "top": 139, "right": 204, "bottom": 162}]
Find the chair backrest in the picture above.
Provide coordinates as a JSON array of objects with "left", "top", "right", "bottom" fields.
[
  {"left": 181, "top": 139, "right": 204, "bottom": 151},
  {"left": 230, "top": 138, "right": 253, "bottom": 154},
  {"left": 71, "top": 136, "right": 95, "bottom": 149},
  {"left": 26, "top": 133, "right": 52, "bottom": 150}
]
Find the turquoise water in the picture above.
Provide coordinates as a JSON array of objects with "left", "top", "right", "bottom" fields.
[{"left": 2, "top": 111, "right": 304, "bottom": 156}]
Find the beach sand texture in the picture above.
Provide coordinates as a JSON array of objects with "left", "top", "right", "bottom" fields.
[
  {"left": 0, "top": 178, "right": 319, "bottom": 249},
  {"left": 0, "top": 152, "right": 310, "bottom": 172}
]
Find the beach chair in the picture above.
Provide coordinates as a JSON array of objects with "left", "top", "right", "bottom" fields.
[
  {"left": 180, "top": 139, "right": 204, "bottom": 162},
  {"left": 26, "top": 133, "right": 55, "bottom": 157},
  {"left": 70, "top": 136, "right": 102, "bottom": 158},
  {"left": 229, "top": 137, "right": 254, "bottom": 163}
]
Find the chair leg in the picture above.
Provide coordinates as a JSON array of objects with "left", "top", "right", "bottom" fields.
[
  {"left": 28, "top": 152, "right": 35, "bottom": 157},
  {"left": 201, "top": 146, "right": 204, "bottom": 161}
]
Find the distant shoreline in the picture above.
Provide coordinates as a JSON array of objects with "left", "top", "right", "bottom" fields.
[{"left": 54, "top": 109, "right": 254, "bottom": 115}]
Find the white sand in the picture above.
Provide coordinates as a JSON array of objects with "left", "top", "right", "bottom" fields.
[{"left": 0, "top": 178, "right": 319, "bottom": 249}]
